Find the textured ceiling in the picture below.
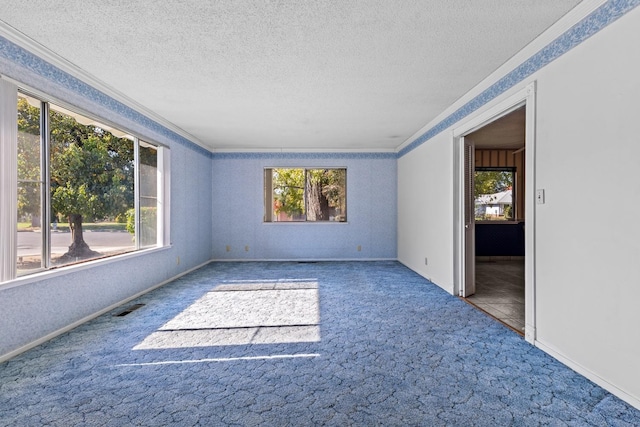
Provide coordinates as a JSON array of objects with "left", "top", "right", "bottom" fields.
[{"left": 0, "top": 1, "right": 581, "bottom": 152}]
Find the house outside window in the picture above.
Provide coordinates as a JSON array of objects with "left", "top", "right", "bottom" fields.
[{"left": 474, "top": 168, "right": 515, "bottom": 221}]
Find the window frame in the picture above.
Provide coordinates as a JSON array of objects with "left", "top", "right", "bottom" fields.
[
  {"left": 474, "top": 166, "right": 516, "bottom": 221},
  {"left": 0, "top": 79, "right": 170, "bottom": 284},
  {"left": 264, "top": 167, "right": 348, "bottom": 223}
]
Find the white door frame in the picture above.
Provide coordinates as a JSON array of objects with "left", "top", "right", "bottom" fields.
[
  {"left": 461, "top": 138, "right": 476, "bottom": 297},
  {"left": 453, "top": 82, "right": 537, "bottom": 343}
]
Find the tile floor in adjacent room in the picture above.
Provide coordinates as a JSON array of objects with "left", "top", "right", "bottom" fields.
[
  {"left": 466, "top": 259, "right": 525, "bottom": 334},
  {"left": 1, "top": 261, "right": 639, "bottom": 426}
]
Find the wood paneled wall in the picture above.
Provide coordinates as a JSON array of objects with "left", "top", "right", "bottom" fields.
[{"left": 475, "top": 149, "right": 525, "bottom": 220}]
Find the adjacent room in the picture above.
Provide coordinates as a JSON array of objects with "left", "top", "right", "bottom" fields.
[
  {"left": 464, "top": 106, "right": 527, "bottom": 334},
  {"left": 1, "top": 0, "right": 639, "bottom": 424}
]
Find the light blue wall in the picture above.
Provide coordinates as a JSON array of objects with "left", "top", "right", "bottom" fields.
[
  {"left": 0, "top": 36, "right": 213, "bottom": 359},
  {"left": 211, "top": 154, "right": 397, "bottom": 260}
]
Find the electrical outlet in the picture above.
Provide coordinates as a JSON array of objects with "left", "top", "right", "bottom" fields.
[
  {"left": 225, "top": 245, "right": 231, "bottom": 252},
  {"left": 357, "top": 245, "right": 362, "bottom": 252},
  {"left": 536, "top": 189, "right": 545, "bottom": 204},
  {"left": 176, "top": 256, "right": 180, "bottom": 265},
  {"left": 425, "top": 257, "right": 428, "bottom": 265},
  {"left": 245, "top": 245, "right": 249, "bottom": 252}
]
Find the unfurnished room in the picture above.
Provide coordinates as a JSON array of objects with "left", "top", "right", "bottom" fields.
[{"left": 1, "top": 1, "right": 639, "bottom": 425}]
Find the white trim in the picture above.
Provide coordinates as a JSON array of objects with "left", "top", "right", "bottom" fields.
[
  {"left": 159, "top": 147, "right": 171, "bottom": 246},
  {"left": 0, "top": 21, "right": 209, "bottom": 153},
  {"left": 0, "top": 80, "right": 17, "bottom": 282},
  {"left": 0, "top": 82, "right": 174, "bottom": 288},
  {"left": 535, "top": 338, "right": 640, "bottom": 410},
  {"left": 211, "top": 258, "right": 397, "bottom": 262},
  {"left": 452, "top": 82, "right": 536, "bottom": 343},
  {"left": 523, "top": 83, "right": 537, "bottom": 344},
  {"left": 453, "top": 132, "right": 464, "bottom": 297},
  {"left": 263, "top": 165, "right": 349, "bottom": 169},
  {"left": 0, "top": 245, "right": 171, "bottom": 291},
  {"left": 0, "top": 258, "right": 211, "bottom": 364},
  {"left": 211, "top": 147, "right": 397, "bottom": 154},
  {"left": 134, "top": 138, "right": 141, "bottom": 249},
  {"left": 262, "top": 222, "right": 351, "bottom": 225}
]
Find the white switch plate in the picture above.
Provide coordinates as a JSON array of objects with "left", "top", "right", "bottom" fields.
[{"left": 536, "top": 189, "right": 545, "bottom": 204}]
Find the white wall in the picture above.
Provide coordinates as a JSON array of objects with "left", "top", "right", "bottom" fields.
[
  {"left": 0, "top": 36, "right": 213, "bottom": 360},
  {"left": 533, "top": 6, "right": 640, "bottom": 405},
  {"left": 398, "top": 4, "right": 640, "bottom": 408},
  {"left": 211, "top": 155, "right": 397, "bottom": 260},
  {"left": 397, "top": 135, "right": 454, "bottom": 290}
]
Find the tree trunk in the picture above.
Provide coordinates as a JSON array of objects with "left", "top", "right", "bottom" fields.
[
  {"left": 60, "top": 213, "right": 100, "bottom": 261},
  {"left": 305, "top": 172, "right": 330, "bottom": 221}
]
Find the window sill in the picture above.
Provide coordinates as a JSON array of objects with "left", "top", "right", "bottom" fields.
[
  {"left": 0, "top": 245, "right": 172, "bottom": 291},
  {"left": 475, "top": 220, "right": 524, "bottom": 225}
]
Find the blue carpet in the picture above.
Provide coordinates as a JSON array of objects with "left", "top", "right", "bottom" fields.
[{"left": 1, "top": 261, "right": 638, "bottom": 426}]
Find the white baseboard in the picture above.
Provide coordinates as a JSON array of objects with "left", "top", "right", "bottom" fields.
[
  {"left": 210, "top": 258, "right": 398, "bottom": 262},
  {"left": 535, "top": 339, "right": 640, "bottom": 410}
]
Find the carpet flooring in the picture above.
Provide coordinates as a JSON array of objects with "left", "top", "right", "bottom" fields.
[{"left": 1, "top": 261, "right": 638, "bottom": 426}]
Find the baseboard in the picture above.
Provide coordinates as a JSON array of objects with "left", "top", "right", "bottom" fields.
[
  {"left": 535, "top": 339, "right": 640, "bottom": 410},
  {"left": 0, "top": 259, "right": 212, "bottom": 364},
  {"left": 210, "top": 258, "right": 398, "bottom": 262}
]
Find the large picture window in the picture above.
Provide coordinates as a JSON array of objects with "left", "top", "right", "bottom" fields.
[
  {"left": 1, "top": 86, "right": 168, "bottom": 281},
  {"left": 264, "top": 168, "right": 346, "bottom": 222}
]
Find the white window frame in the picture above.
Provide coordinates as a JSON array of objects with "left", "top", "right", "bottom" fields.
[
  {"left": 0, "top": 79, "right": 18, "bottom": 282},
  {"left": 0, "top": 77, "right": 171, "bottom": 284}
]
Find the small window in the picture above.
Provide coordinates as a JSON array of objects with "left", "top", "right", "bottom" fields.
[
  {"left": 264, "top": 168, "right": 346, "bottom": 222},
  {"left": 474, "top": 167, "right": 515, "bottom": 221}
]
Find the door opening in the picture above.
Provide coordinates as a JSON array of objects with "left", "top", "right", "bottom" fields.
[
  {"left": 454, "top": 83, "right": 536, "bottom": 343},
  {"left": 465, "top": 107, "right": 525, "bottom": 334}
]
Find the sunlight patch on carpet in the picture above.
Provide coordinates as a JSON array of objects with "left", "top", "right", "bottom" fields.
[{"left": 133, "top": 281, "right": 320, "bottom": 349}]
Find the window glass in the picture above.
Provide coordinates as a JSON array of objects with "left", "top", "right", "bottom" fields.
[
  {"left": 265, "top": 168, "right": 346, "bottom": 222},
  {"left": 138, "top": 142, "right": 158, "bottom": 248},
  {"left": 17, "top": 94, "right": 43, "bottom": 275},
  {"left": 49, "top": 103, "right": 135, "bottom": 266},
  {"left": 474, "top": 168, "right": 515, "bottom": 221},
  {"left": 5, "top": 89, "right": 168, "bottom": 281}
]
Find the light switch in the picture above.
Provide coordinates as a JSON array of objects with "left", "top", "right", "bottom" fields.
[{"left": 536, "top": 189, "right": 545, "bottom": 204}]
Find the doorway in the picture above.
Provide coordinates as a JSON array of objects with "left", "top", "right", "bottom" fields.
[
  {"left": 454, "top": 83, "right": 536, "bottom": 343},
  {"left": 466, "top": 107, "right": 526, "bottom": 334}
]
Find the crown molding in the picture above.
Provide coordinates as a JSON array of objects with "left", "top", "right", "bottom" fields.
[
  {"left": 212, "top": 147, "right": 396, "bottom": 153},
  {"left": 211, "top": 151, "right": 397, "bottom": 160}
]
